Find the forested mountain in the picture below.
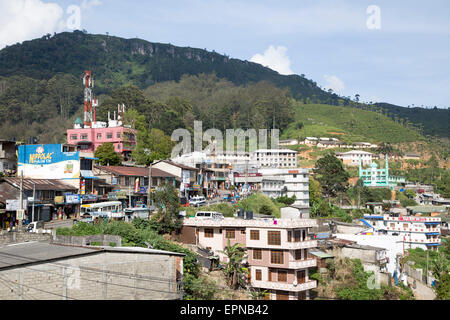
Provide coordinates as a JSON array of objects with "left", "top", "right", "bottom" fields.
[
  {"left": 0, "top": 30, "right": 448, "bottom": 143},
  {"left": 0, "top": 31, "right": 328, "bottom": 101}
]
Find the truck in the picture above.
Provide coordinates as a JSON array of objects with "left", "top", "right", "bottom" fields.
[{"left": 25, "top": 221, "right": 52, "bottom": 234}]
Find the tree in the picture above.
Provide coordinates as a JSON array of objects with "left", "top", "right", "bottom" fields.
[
  {"left": 313, "top": 153, "right": 349, "bottom": 200},
  {"left": 94, "top": 142, "right": 122, "bottom": 166},
  {"left": 151, "top": 183, "right": 182, "bottom": 234},
  {"left": 219, "top": 239, "right": 248, "bottom": 290}
]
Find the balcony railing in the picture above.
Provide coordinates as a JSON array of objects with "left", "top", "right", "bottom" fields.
[
  {"left": 288, "top": 258, "right": 317, "bottom": 269},
  {"left": 251, "top": 280, "right": 317, "bottom": 292}
]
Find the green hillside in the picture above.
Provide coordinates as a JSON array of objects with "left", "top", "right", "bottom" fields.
[
  {"left": 282, "top": 103, "right": 425, "bottom": 144},
  {"left": 0, "top": 31, "right": 329, "bottom": 101}
]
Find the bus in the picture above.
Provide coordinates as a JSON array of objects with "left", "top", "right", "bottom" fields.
[{"left": 80, "top": 201, "right": 124, "bottom": 221}]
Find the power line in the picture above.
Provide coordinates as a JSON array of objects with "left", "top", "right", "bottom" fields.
[
  {"left": 0, "top": 275, "right": 78, "bottom": 300},
  {"left": 0, "top": 276, "right": 36, "bottom": 301}
]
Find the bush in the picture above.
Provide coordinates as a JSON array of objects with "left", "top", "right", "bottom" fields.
[{"left": 237, "top": 193, "right": 281, "bottom": 217}]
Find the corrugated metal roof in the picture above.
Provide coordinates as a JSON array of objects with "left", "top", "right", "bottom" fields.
[
  {"left": 98, "top": 166, "right": 176, "bottom": 178},
  {"left": 309, "top": 251, "right": 334, "bottom": 259},
  {"left": 3, "top": 178, "right": 77, "bottom": 191}
]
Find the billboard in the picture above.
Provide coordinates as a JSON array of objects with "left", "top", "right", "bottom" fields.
[{"left": 18, "top": 144, "right": 81, "bottom": 188}]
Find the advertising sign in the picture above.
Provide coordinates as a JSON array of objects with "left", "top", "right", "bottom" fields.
[
  {"left": 6, "top": 200, "right": 28, "bottom": 211},
  {"left": 134, "top": 178, "right": 140, "bottom": 193},
  {"left": 65, "top": 194, "right": 80, "bottom": 204},
  {"left": 18, "top": 144, "right": 80, "bottom": 185},
  {"left": 55, "top": 196, "right": 65, "bottom": 204}
]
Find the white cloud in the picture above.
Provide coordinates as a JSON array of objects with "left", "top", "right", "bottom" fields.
[
  {"left": 323, "top": 75, "right": 345, "bottom": 94},
  {"left": 81, "top": 0, "right": 102, "bottom": 10},
  {"left": 0, "top": 0, "right": 104, "bottom": 50},
  {"left": 250, "top": 45, "right": 294, "bottom": 75},
  {"left": 0, "top": 0, "right": 66, "bottom": 49}
]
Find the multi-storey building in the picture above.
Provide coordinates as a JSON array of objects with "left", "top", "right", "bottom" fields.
[
  {"left": 66, "top": 106, "right": 137, "bottom": 160},
  {"left": 259, "top": 168, "right": 310, "bottom": 207},
  {"left": 0, "top": 140, "right": 16, "bottom": 176},
  {"left": 182, "top": 217, "right": 318, "bottom": 300},
  {"left": 336, "top": 150, "right": 374, "bottom": 166},
  {"left": 251, "top": 149, "right": 298, "bottom": 168},
  {"left": 362, "top": 214, "right": 441, "bottom": 251}
]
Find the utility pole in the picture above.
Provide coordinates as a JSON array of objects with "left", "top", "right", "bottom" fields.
[
  {"left": 32, "top": 183, "right": 35, "bottom": 223},
  {"left": 18, "top": 171, "right": 23, "bottom": 228},
  {"left": 147, "top": 164, "right": 152, "bottom": 208}
]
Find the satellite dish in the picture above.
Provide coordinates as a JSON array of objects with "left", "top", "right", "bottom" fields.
[{"left": 293, "top": 280, "right": 298, "bottom": 286}]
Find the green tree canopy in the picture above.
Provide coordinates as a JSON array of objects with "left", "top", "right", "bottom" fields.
[
  {"left": 94, "top": 142, "right": 122, "bottom": 166},
  {"left": 313, "top": 153, "right": 350, "bottom": 199}
]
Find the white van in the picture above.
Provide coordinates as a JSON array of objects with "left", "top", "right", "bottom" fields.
[
  {"left": 195, "top": 211, "right": 224, "bottom": 220},
  {"left": 190, "top": 196, "right": 206, "bottom": 207}
]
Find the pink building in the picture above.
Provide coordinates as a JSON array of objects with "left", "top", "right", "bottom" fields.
[
  {"left": 66, "top": 109, "right": 137, "bottom": 159},
  {"left": 182, "top": 217, "right": 318, "bottom": 300}
]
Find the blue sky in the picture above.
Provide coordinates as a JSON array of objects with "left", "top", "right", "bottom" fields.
[{"left": 1, "top": 0, "right": 449, "bottom": 108}]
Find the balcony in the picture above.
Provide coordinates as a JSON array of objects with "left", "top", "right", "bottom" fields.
[
  {"left": 251, "top": 280, "right": 317, "bottom": 292},
  {"left": 288, "top": 258, "right": 317, "bottom": 269},
  {"left": 285, "top": 240, "right": 317, "bottom": 250}
]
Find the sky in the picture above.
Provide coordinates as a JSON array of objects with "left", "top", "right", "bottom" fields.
[{"left": 0, "top": 0, "right": 449, "bottom": 109}]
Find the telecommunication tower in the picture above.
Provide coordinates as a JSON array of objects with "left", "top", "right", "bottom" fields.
[{"left": 82, "top": 70, "right": 98, "bottom": 127}]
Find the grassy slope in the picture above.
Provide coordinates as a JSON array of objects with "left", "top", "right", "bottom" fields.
[{"left": 282, "top": 103, "right": 425, "bottom": 144}]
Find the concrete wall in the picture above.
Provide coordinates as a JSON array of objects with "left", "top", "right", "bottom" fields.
[
  {"left": 52, "top": 235, "right": 122, "bottom": 247},
  {"left": 0, "top": 251, "right": 183, "bottom": 300},
  {"left": 0, "top": 231, "right": 52, "bottom": 246}
]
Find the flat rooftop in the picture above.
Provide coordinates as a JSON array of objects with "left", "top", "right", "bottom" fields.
[
  {"left": 183, "top": 217, "right": 318, "bottom": 229},
  {"left": 0, "top": 242, "right": 185, "bottom": 270}
]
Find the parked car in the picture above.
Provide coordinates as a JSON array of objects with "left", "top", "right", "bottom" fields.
[{"left": 190, "top": 196, "right": 206, "bottom": 207}]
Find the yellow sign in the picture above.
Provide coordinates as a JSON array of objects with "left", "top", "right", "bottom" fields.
[
  {"left": 29, "top": 152, "right": 54, "bottom": 164},
  {"left": 55, "top": 196, "right": 65, "bottom": 204}
]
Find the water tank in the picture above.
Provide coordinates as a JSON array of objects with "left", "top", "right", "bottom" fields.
[
  {"left": 245, "top": 211, "right": 253, "bottom": 220},
  {"left": 238, "top": 208, "right": 245, "bottom": 219}
]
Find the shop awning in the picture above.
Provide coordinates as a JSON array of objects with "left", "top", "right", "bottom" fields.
[{"left": 81, "top": 170, "right": 100, "bottom": 179}]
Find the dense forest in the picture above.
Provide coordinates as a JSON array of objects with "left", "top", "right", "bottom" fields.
[{"left": 0, "top": 30, "right": 448, "bottom": 140}]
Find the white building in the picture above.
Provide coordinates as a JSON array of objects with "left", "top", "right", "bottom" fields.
[
  {"left": 279, "top": 139, "right": 299, "bottom": 147},
  {"left": 362, "top": 214, "right": 441, "bottom": 251},
  {"left": 336, "top": 150, "right": 374, "bottom": 166},
  {"left": 251, "top": 149, "right": 298, "bottom": 169},
  {"left": 259, "top": 168, "right": 309, "bottom": 207}
]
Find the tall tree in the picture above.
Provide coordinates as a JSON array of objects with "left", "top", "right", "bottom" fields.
[
  {"left": 94, "top": 142, "right": 122, "bottom": 166},
  {"left": 313, "top": 153, "right": 350, "bottom": 200}
]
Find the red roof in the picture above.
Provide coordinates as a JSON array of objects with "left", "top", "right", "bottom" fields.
[{"left": 98, "top": 166, "right": 176, "bottom": 178}]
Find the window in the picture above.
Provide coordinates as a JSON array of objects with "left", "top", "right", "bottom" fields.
[
  {"left": 294, "top": 230, "right": 301, "bottom": 242},
  {"left": 295, "top": 250, "right": 303, "bottom": 260},
  {"left": 255, "top": 269, "right": 262, "bottom": 281},
  {"left": 204, "top": 228, "right": 214, "bottom": 238},
  {"left": 97, "top": 133, "right": 102, "bottom": 139},
  {"left": 241, "top": 229, "right": 246, "bottom": 235},
  {"left": 117, "top": 132, "right": 121, "bottom": 138},
  {"left": 288, "top": 231, "right": 292, "bottom": 242},
  {"left": 80, "top": 134, "right": 88, "bottom": 140},
  {"left": 70, "top": 134, "right": 78, "bottom": 140},
  {"left": 225, "top": 229, "right": 235, "bottom": 239},
  {"left": 271, "top": 250, "right": 284, "bottom": 264},
  {"left": 268, "top": 231, "right": 281, "bottom": 245},
  {"left": 253, "top": 249, "right": 262, "bottom": 260},
  {"left": 107, "top": 132, "right": 113, "bottom": 139},
  {"left": 250, "top": 230, "right": 260, "bottom": 240},
  {"left": 277, "top": 270, "right": 287, "bottom": 282}
]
